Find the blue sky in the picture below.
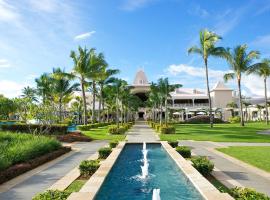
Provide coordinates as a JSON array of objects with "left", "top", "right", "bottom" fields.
[{"left": 0, "top": 0, "right": 270, "bottom": 97}]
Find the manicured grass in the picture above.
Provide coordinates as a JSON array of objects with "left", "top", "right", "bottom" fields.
[
  {"left": 0, "top": 131, "right": 61, "bottom": 170},
  {"left": 217, "top": 146, "right": 270, "bottom": 172},
  {"left": 82, "top": 126, "right": 126, "bottom": 141},
  {"left": 160, "top": 122, "right": 270, "bottom": 142},
  {"left": 65, "top": 179, "right": 87, "bottom": 193}
]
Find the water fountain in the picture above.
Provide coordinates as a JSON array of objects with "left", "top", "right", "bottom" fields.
[
  {"left": 152, "top": 189, "right": 161, "bottom": 200},
  {"left": 141, "top": 142, "right": 149, "bottom": 179}
]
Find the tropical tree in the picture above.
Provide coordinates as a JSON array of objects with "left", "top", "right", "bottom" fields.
[
  {"left": 242, "top": 101, "right": 251, "bottom": 122},
  {"left": 21, "top": 86, "right": 37, "bottom": 103},
  {"left": 0, "top": 95, "right": 16, "bottom": 119},
  {"left": 226, "top": 101, "right": 238, "bottom": 117},
  {"left": 223, "top": 45, "right": 260, "bottom": 126},
  {"left": 188, "top": 29, "right": 227, "bottom": 127},
  {"left": 35, "top": 73, "right": 53, "bottom": 103},
  {"left": 51, "top": 68, "right": 79, "bottom": 121},
  {"left": 247, "top": 59, "right": 270, "bottom": 124},
  {"left": 157, "top": 78, "right": 181, "bottom": 126},
  {"left": 69, "top": 46, "right": 92, "bottom": 125},
  {"left": 256, "top": 104, "right": 264, "bottom": 121},
  {"left": 147, "top": 83, "right": 160, "bottom": 122}
]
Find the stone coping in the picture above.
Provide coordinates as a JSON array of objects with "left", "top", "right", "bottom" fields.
[
  {"left": 67, "top": 142, "right": 126, "bottom": 200},
  {"left": 161, "top": 141, "right": 233, "bottom": 200}
]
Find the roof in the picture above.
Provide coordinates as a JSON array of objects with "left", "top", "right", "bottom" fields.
[
  {"left": 212, "top": 81, "right": 233, "bottom": 91},
  {"left": 133, "top": 69, "right": 149, "bottom": 86},
  {"left": 170, "top": 88, "right": 208, "bottom": 99}
]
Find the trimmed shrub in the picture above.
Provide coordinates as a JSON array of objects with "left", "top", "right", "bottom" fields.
[
  {"left": 185, "top": 115, "right": 224, "bottom": 124},
  {"left": 98, "top": 147, "right": 112, "bottom": 159},
  {"left": 32, "top": 190, "right": 71, "bottom": 200},
  {"left": 191, "top": 156, "right": 214, "bottom": 176},
  {"left": 160, "top": 126, "right": 175, "bottom": 134},
  {"left": 228, "top": 116, "right": 241, "bottom": 123},
  {"left": 175, "top": 146, "right": 191, "bottom": 158},
  {"left": 155, "top": 124, "right": 161, "bottom": 132},
  {"left": 109, "top": 141, "right": 119, "bottom": 148},
  {"left": 108, "top": 125, "right": 126, "bottom": 135},
  {"left": 230, "top": 187, "right": 270, "bottom": 200},
  {"left": 77, "top": 122, "right": 112, "bottom": 131},
  {"left": 79, "top": 160, "right": 100, "bottom": 177},
  {"left": 168, "top": 141, "right": 178, "bottom": 148},
  {"left": 1, "top": 124, "right": 67, "bottom": 135}
]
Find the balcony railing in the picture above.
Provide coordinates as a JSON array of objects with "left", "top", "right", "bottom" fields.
[{"left": 169, "top": 103, "right": 209, "bottom": 108}]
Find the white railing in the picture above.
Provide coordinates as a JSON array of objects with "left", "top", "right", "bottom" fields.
[{"left": 170, "top": 103, "right": 209, "bottom": 108}]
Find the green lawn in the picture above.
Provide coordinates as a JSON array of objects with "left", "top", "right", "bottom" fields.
[
  {"left": 65, "top": 179, "right": 87, "bottom": 193},
  {"left": 160, "top": 122, "right": 270, "bottom": 142},
  {"left": 217, "top": 146, "right": 270, "bottom": 172},
  {"left": 82, "top": 126, "right": 126, "bottom": 141}
]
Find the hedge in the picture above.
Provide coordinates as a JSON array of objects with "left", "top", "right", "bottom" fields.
[
  {"left": 176, "top": 146, "right": 191, "bottom": 158},
  {"left": 109, "top": 141, "right": 119, "bottom": 148},
  {"left": 108, "top": 123, "right": 133, "bottom": 135},
  {"left": 230, "top": 187, "right": 270, "bottom": 200},
  {"left": 79, "top": 160, "right": 100, "bottom": 177},
  {"left": 191, "top": 156, "right": 214, "bottom": 176},
  {"left": 160, "top": 126, "right": 175, "bottom": 134},
  {"left": 1, "top": 124, "right": 67, "bottom": 135},
  {"left": 77, "top": 122, "right": 112, "bottom": 131},
  {"left": 32, "top": 190, "right": 71, "bottom": 200},
  {"left": 98, "top": 147, "right": 112, "bottom": 159},
  {"left": 168, "top": 141, "right": 178, "bottom": 148}
]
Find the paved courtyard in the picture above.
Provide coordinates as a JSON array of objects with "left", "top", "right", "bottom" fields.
[
  {"left": 179, "top": 140, "right": 270, "bottom": 196},
  {"left": 0, "top": 141, "right": 107, "bottom": 200}
]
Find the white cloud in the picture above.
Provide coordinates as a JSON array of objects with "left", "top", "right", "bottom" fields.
[
  {"left": 74, "top": 31, "right": 96, "bottom": 41},
  {"left": 0, "top": 59, "right": 10, "bottom": 68},
  {"left": 0, "top": 0, "right": 20, "bottom": 23},
  {"left": 242, "top": 74, "right": 270, "bottom": 97},
  {"left": 120, "top": 0, "right": 154, "bottom": 11},
  {"left": 167, "top": 64, "right": 228, "bottom": 79},
  {"left": 251, "top": 34, "right": 270, "bottom": 47},
  {"left": 188, "top": 4, "right": 209, "bottom": 18},
  {"left": 0, "top": 80, "right": 28, "bottom": 98},
  {"left": 29, "top": 0, "right": 59, "bottom": 12}
]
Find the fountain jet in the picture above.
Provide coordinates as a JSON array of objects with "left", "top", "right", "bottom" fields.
[
  {"left": 152, "top": 189, "right": 161, "bottom": 200},
  {"left": 141, "top": 142, "right": 149, "bottom": 179}
]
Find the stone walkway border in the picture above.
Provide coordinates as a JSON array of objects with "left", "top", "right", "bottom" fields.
[
  {"left": 161, "top": 141, "right": 233, "bottom": 200},
  {"left": 67, "top": 142, "right": 126, "bottom": 200}
]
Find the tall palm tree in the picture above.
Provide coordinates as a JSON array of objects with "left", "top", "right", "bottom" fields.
[
  {"left": 21, "top": 86, "right": 37, "bottom": 103},
  {"left": 97, "top": 68, "right": 120, "bottom": 122},
  {"left": 51, "top": 68, "right": 80, "bottom": 121},
  {"left": 70, "top": 46, "right": 91, "bottom": 125},
  {"left": 224, "top": 45, "right": 260, "bottom": 126},
  {"left": 157, "top": 78, "right": 181, "bottom": 126},
  {"left": 35, "top": 73, "right": 53, "bottom": 103},
  {"left": 188, "top": 29, "right": 227, "bottom": 128},
  {"left": 247, "top": 59, "right": 270, "bottom": 124}
]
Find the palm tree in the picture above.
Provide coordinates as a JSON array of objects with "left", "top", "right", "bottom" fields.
[
  {"left": 223, "top": 45, "right": 260, "bottom": 126},
  {"left": 247, "top": 59, "right": 270, "bottom": 124},
  {"left": 70, "top": 46, "right": 92, "bottom": 125},
  {"left": 188, "top": 29, "right": 227, "bottom": 128},
  {"left": 97, "top": 68, "right": 120, "bottom": 122},
  {"left": 51, "top": 68, "right": 79, "bottom": 121},
  {"left": 35, "top": 73, "right": 53, "bottom": 103},
  {"left": 256, "top": 104, "right": 264, "bottom": 121},
  {"left": 242, "top": 101, "right": 251, "bottom": 122},
  {"left": 226, "top": 101, "right": 238, "bottom": 117},
  {"left": 157, "top": 78, "right": 181, "bottom": 126},
  {"left": 21, "top": 86, "right": 37, "bottom": 103}
]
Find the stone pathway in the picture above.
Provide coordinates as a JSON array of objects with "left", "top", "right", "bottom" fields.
[
  {"left": 0, "top": 141, "right": 107, "bottom": 200},
  {"left": 179, "top": 140, "right": 270, "bottom": 196},
  {"left": 126, "top": 121, "right": 159, "bottom": 142}
]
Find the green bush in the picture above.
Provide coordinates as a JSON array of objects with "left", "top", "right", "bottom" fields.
[
  {"left": 155, "top": 125, "right": 161, "bottom": 132},
  {"left": 98, "top": 147, "right": 112, "bottom": 159},
  {"left": 79, "top": 160, "right": 100, "bottom": 177},
  {"left": 175, "top": 146, "right": 191, "bottom": 158},
  {"left": 109, "top": 141, "right": 119, "bottom": 148},
  {"left": 77, "top": 122, "right": 111, "bottom": 131},
  {"left": 228, "top": 116, "right": 241, "bottom": 123},
  {"left": 0, "top": 132, "right": 61, "bottom": 170},
  {"left": 168, "top": 141, "right": 178, "bottom": 148},
  {"left": 160, "top": 126, "right": 175, "bottom": 134},
  {"left": 230, "top": 187, "right": 270, "bottom": 200},
  {"left": 1, "top": 124, "right": 67, "bottom": 135},
  {"left": 33, "top": 190, "right": 71, "bottom": 200},
  {"left": 108, "top": 125, "right": 126, "bottom": 134},
  {"left": 191, "top": 156, "right": 214, "bottom": 176}
]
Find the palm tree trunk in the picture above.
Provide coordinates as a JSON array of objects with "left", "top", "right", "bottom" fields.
[
  {"left": 263, "top": 78, "right": 269, "bottom": 125},
  {"left": 92, "top": 81, "right": 96, "bottom": 123},
  {"left": 237, "top": 78, "right": 245, "bottom": 126},
  {"left": 59, "top": 98, "right": 62, "bottom": 122},
  {"left": 165, "top": 99, "right": 168, "bottom": 126},
  {"left": 204, "top": 59, "right": 213, "bottom": 128},
  {"left": 160, "top": 104, "right": 162, "bottom": 126},
  {"left": 81, "top": 79, "right": 87, "bottom": 125},
  {"left": 116, "top": 95, "right": 119, "bottom": 128}
]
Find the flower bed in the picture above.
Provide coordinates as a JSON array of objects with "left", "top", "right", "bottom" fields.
[{"left": 56, "top": 132, "right": 92, "bottom": 143}]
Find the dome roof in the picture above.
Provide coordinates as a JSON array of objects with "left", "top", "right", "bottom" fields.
[{"left": 133, "top": 69, "right": 149, "bottom": 85}]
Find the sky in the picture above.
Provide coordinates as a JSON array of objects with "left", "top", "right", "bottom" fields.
[{"left": 0, "top": 0, "right": 270, "bottom": 98}]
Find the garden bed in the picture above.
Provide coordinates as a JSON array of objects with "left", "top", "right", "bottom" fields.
[{"left": 56, "top": 132, "right": 92, "bottom": 143}]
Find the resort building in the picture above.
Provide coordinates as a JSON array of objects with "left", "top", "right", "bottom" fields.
[{"left": 131, "top": 69, "right": 234, "bottom": 120}]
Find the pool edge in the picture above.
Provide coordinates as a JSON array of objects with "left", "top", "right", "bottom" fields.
[
  {"left": 67, "top": 141, "right": 126, "bottom": 200},
  {"left": 160, "top": 141, "right": 233, "bottom": 200}
]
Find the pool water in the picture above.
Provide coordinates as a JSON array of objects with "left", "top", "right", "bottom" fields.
[{"left": 94, "top": 143, "right": 203, "bottom": 200}]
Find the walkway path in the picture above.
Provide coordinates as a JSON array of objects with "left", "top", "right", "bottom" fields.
[
  {"left": 179, "top": 140, "right": 270, "bottom": 196},
  {"left": 126, "top": 121, "right": 159, "bottom": 142},
  {"left": 0, "top": 141, "right": 107, "bottom": 200}
]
